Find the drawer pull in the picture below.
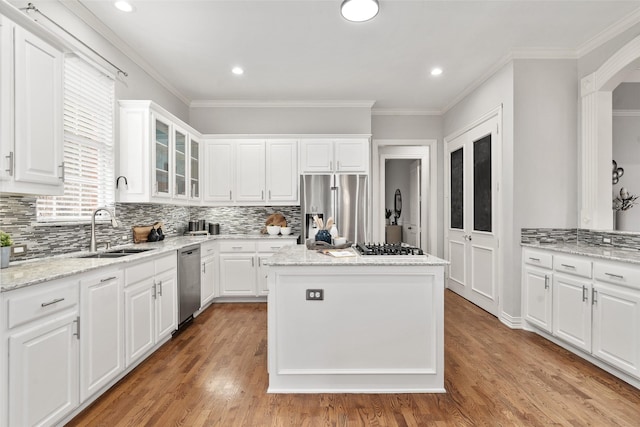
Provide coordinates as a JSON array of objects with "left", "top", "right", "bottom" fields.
[
  {"left": 604, "top": 272, "right": 624, "bottom": 280},
  {"left": 73, "top": 316, "right": 80, "bottom": 340},
  {"left": 560, "top": 264, "right": 575, "bottom": 269},
  {"left": 157, "top": 281, "right": 163, "bottom": 296},
  {"left": 582, "top": 285, "right": 588, "bottom": 302},
  {"left": 271, "top": 246, "right": 281, "bottom": 250},
  {"left": 544, "top": 275, "right": 549, "bottom": 290},
  {"left": 232, "top": 246, "right": 243, "bottom": 250},
  {"left": 529, "top": 257, "right": 540, "bottom": 262},
  {"left": 41, "top": 297, "right": 65, "bottom": 307},
  {"left": 100, "top": 276, "right": 117, "bottom": 283}
]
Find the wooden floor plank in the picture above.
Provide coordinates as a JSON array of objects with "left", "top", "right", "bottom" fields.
[{"left": 67, "top": 290, "right": 640, "bottom": 426}]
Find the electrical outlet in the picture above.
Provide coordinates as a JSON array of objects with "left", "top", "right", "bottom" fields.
[
  {"left": 306, "top": 289, "right": 324, "bottom": 301},
  {"left": 603, "top": 236, "right": 612, "bottom": 244}
]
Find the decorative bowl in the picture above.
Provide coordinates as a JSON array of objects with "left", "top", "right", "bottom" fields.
[
  {"left": 267, "top": 225, "right": 281, "bottom": 235},
  {"left": 280, "top": 226, "right": 292, "bottom": 235}
]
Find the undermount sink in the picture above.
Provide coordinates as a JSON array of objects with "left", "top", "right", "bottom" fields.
[{"left": 80, "top": 248, "right": 155, "bottom": 259}]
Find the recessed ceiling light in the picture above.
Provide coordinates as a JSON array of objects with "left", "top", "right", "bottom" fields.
[
  {"left": 430, "top": 68, "right": 443, "bottom": 76},
  {"left": 232, "top": 66, "right": 244, "bottom": 75},
  {"left": 114, "top": 1, "right": 133, "bottom": 12},
  {"left": 341, "top": 0, "right": 379, "bottom": 22}
]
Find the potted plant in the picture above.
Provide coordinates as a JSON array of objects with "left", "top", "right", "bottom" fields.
[{"left": 0, "top": 230, "right": 13, "bottom": 269}]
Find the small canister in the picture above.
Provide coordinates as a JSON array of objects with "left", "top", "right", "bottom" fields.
[
  {"left": 198, "top": 220, "right": 206, "bottom": 231},
  {"left": 209, "top": 223, "right": 220, "bottom": 235},
  {"left": 188, "top": 221, "right": 198, "bottom": 231}
]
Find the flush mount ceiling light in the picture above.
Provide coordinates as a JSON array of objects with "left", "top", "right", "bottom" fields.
[
  {"left": 430, "top": 67, "right": 443, "bottom": 76},
  {"left": 231, "top": 66, "right": 244, "bottom": 75},
  {"left": 341, "top": 0, "right": 379, "bottom": 22},
  {"left": 114, "top": 1, "right": 133, "bottom": 12}
]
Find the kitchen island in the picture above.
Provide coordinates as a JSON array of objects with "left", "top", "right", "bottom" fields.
[{"left": 265, "top": 245, "right": 448, "bottom": 393}]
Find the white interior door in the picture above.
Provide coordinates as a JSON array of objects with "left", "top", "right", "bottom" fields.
[{"left": 446, "top": 115, "right": 500, "bottom": 316}]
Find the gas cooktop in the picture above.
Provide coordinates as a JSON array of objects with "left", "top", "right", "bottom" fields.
[{"left": 356, "top": 243, "right": 424, "bottom": 256}]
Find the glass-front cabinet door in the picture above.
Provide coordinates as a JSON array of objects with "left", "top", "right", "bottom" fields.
[
  {"left": 152, "top": 115, "right": 171, "bottom": 198},
  {"left": 174, "top": 127, "right": 187, "bottom": 199},
  {"left": 190, "top": 137, "right": 200, "bottom": 200}
]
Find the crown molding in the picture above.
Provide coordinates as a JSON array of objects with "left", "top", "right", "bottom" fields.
[
  {"left": 510, "top": 48, "right": 578, "bottom": 59},
  {"left": 61, "top": 0, "right": 190, "bottom": 106},
  {"left": 371, "top": 109, "right": 441, "bottom": 116},
  {"left": 613, "top": 109, "right": 640, "bottom": 116},
  {"left": 577, "top": 7, "right": 640, "bottom": 58},
  {"left": 190, "top": 100, "right": 376, "bottom": 108}
]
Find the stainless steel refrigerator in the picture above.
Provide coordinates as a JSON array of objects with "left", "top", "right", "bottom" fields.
[{"left": 300, "top": 174, "right": 369, "bottom": 244}]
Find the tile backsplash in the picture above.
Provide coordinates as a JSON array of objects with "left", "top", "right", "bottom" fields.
[
  {"left": 521, "top": 227, "right": 640, "bottom": 251},
  {"left": 0, "top": 194, "right": 300, "bottom": 261}
]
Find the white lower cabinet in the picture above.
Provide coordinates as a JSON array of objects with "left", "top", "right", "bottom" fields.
[
  {"left": 79, "top": 270, "right": 124, "bottom": 402},
  {"left": 201, "top": 240, "right": 217, "bottom": 306},
  {"left": 3, "top": 277, "right": 80, "bottom": 427},
  {"left": 592, "top": 281, "right": 640, "bottom": 378},
  {"left": 218, "top": 239, "right": 297, "bottom": 298},
  {"left": 523, "top": 264, "right": 553, "bottom": 333},
  {"left": 523, "top": 248, "right": 640, "bottom": 385},
  {"left": 552, "top": 274, "right": 592, "bottom": 352},
  {"left": 124, "top": 253, "right": 178, "bottom": 367}
]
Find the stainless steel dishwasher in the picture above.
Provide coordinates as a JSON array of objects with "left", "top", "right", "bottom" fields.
[{"left": 177, "top": 244, "right": 201, "bottom": 330}]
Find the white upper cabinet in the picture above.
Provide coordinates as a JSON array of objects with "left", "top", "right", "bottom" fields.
[
  {"left": 118, "top": 101, "right": 202, "bottom": 203},
  {"left": 235, "top": 140, "right": 266, "bottom": 202},
  {"left": 203, "top": 138, "right": 298, "bottom": 206},
  {"left": 300, "top": 138, "right": 369, "bottom": 174},
  {"left": 0, "top": 17, "right": 64, "bottom": 195},
  {"left": 203, "top": 140, "right": 234, "bottom": 203},
  {"left": 266, "top": 140, "right": 298, "bottom": 203}
]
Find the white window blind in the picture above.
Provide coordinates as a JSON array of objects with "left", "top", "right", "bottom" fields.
[{"left": 37, "top": 56, "right": 115, "bottom": 221}]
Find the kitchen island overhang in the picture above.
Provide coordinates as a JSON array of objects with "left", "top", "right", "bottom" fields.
[{"left": 265, "top": 245, "right": 448, "bottom": 393}]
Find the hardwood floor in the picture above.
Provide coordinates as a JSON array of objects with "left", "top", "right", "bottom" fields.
[{"left": 67, "top": 291, "right": 640, "bottom": 426}]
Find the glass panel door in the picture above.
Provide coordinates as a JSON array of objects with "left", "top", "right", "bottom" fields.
[
  {"left": 450, "top": 147, "right": 464, "bottom": 229},
  {"left": 473, "top": 135, "right": 492, "bottom": 232},
  {"left": 154, "top": 118, "right": 170, "bottom": 196},
  {"left": 174, "top": 129, "right": 186, "bottom": 197},
  {"left": 190, "top": 139, "right": 199, "bottom": 198}
]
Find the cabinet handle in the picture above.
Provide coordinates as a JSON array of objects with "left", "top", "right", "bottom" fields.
[
  {"left": 269, "top": 190, "right": 271, "bottom": 199},
  {"left": 158, "top": 280, "right": 163, "bottom": 296},
  {"left": 330, "top": 160, "right": 333, "bottom": 170},
  {"left": 252, "top": 258, "right": 255, "bottom": 267},
  {"left": 560, "top": 264, "right": 576, "bottom": 269},
  {"left": 270, "top": 246, "right": 280, "bottom": 250},
  {"left": 544, "top": 275, "right": 549, "bottom": 290},
  {"left": 528, "top": 257, "right": 540, "bottom": 262},
  {"left": 152, "top": 282, "right": 157, "bottom": 299},
  {"left": 202, "top": 263, "right": 206, "bottom": 274},
  {"left": 582, "top": 285, "right": 588, "bottom": 302},
  {"left": 232, "top": 246, "right": 242, "bottom": 250},
  {"left": 337, "top": 160, "right": 340, "bottom": 170},
  {"left": 408, "top": 226, "right": 412, "bottom": 230},
  {"left": 229, "top": 190, "right": 232, "bottom": 200},
  {"left": 100, "top": 276, "right": 117, "bottom": 283},
  {"left": 41, "top": 297, "right": 65, "bottom": 307},
  {"left": 59, "top": 162, "right": 65, "bottom": 181},
  {"left": 592, "top": 288, "right": 598, "bottom": 305},
  {"left": 258, "top": 258, "right": 261, "bottom": 267},
  {"left": 73, "top": 316, "right": 80, "bottom": 340},
  {"left": 261, "top": 190, "right": 264, "bottom": 200},
  {"left": 5, "top": 151, "right": 14, "bottom": 176},
  {"left": 604, "top": 272, "right": 624, "bottom": 280}
]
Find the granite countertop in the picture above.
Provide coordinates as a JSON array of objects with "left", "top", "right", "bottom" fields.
[
  {"left": 264, "top": 244, "right": 449, "bottom": 267},
  {"left": 521, "top": 241, "right": 640, "bottom": 265},
  {"left": 1, "top": 233, "right": 299, "bottom": 293}
]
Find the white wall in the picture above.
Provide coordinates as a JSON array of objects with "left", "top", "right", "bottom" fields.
[
  {"left": 613, "top": 114, "right": 640, "bottom": 231},
  {"left": 443, "top": 62, "right": 517, "bottom": 319},
  {"left": 189, "top": 106, "right": 371, "bottom": 134},
  {"left": 613, "top": 82, "right": 640, "bottom": 110},
  {"left": 513, "top": 59, "right": 579, "bottom": 230}
]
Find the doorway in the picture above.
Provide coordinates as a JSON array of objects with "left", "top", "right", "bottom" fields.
[
  {"left": 444, "top": 108, "right": 502, "bottom": 317},
  {"left": 372, "top": 140, "right": 438, "bottom": 255},
  {"left": 384, "top": 159, "right": 421, "bottom": 246}
]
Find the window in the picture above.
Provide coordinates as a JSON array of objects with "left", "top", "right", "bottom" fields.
[{"left": 37, "top": 56, "right": 115, "bottom": 221}]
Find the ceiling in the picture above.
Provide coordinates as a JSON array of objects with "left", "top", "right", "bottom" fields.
[{"left": 59, "top": 1, "right": 640, "bottom": 112}]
